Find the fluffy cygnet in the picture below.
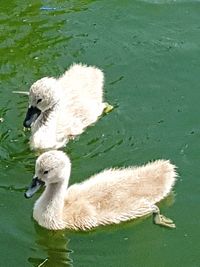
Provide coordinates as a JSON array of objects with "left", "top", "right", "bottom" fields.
[
  {"left": 25, "top": 151, "right": 177, "bottom": 231},
  {"left": 23, "top": 63, "right": 109, "bottom": 150}
]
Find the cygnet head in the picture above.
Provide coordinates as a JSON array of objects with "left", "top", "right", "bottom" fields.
[
  {"left": 25, "top": 150, "right": 71, "bottom": 198},
  {"left": 23, "top": 77, "right": 60, "bottom": 127}
]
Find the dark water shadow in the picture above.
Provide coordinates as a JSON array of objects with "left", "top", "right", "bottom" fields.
[{"left": 28, "top": 223, "right": 73, "bottom": 267}]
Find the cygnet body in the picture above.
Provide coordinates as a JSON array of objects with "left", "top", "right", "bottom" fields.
[
  {"left": 25, "top": 151, "right": 177, "bottom": 231},
  {"left": 23, "top": 64, "right": 106, "bottom": 150}
]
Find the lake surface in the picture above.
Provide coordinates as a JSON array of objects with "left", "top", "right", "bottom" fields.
[{"left": 0, "top": 0, "right": 200, "bottom": 266}]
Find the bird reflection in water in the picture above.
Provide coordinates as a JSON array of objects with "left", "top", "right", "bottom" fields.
[{"left": 28, "top": 222, "right": 73, "bottom": 267}]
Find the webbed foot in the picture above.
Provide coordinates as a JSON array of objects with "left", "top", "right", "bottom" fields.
[
  {"left": 104, "top": 102, "right": 114, "bottom": 114},
  {"left": 153, "top": 212, "right": 176, "bottom": 229},
  {"left": 152, "top": 205, "right": 175, "bottom": 229}
]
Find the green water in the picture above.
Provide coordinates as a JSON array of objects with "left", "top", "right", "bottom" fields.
[{"left": 0, "top": 0, "right": 200, "bottom": 266}]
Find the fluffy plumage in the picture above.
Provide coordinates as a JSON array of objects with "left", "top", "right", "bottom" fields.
[
  {"left": 23, "top": 63, "right": 106, "bottom": 150},
  {"left": 25, "top": 151, "right": 177, "bottom": 231}
]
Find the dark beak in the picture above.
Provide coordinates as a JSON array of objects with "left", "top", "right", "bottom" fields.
[
  {"left": 24, "top": 177, "right": 45, "bottom": 198},
  {"left": 23, "top": 106, "right": 41, "bottom": 128}
]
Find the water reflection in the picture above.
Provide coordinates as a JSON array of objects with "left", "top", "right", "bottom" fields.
[{"left": 28, "top": 223, "right": 73, "bottom": 267}]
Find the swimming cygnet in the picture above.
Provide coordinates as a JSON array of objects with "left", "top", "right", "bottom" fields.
[
  {"left": 25, "top": 150, "right": 177, "bottom": 231},
  {"left": 23, "top": 63, "right": 111, "bottom": 150}
]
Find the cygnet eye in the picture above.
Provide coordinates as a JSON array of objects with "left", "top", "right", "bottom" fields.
[
  {"left": 37, "top": 99, "right": 42, "bottom": 104},
  {"left": 43, "top": 170, "right": 49, "bottom": 174}
]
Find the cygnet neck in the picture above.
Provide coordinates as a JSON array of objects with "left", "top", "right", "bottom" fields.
[{"left": 44, "top": 168, "right": 70, "bottom": 204}]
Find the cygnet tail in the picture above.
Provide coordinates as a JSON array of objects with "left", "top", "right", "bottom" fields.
[
  {"left": 152, "top": 160, "right": 177, "bottom": 202},
  {"left": 141, "top": 160, "right": 177, "bottom": 204}
]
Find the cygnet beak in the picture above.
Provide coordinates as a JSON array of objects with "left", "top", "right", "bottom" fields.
[
  {"left": 23, "top": 106, "right": 41, "bottom": 128},
  {"left": 24, "top": 176, "right": 45, "bottom": 198}
]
